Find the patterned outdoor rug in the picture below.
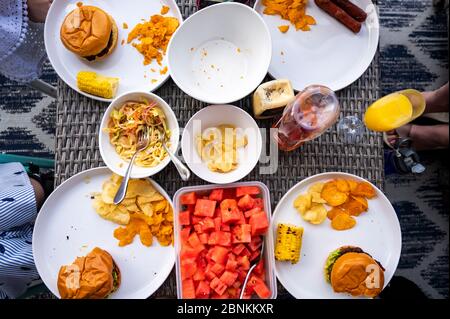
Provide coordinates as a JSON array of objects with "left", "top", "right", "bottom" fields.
[{"left": 0, "top": 0, "right": 448, "bottom": 298}]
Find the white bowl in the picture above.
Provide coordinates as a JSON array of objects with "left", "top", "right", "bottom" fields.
[
  {"left": 181, "top": 104, "right": 262, "bottom": 184},
  {"left": 167, "top": 2, "right": 272, "bottom": 104},
  {"left": 99, "top": 91, "right": 179, "bottom": 178}
]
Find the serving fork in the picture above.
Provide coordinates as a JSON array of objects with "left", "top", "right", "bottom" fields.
[{"left": 113, "top": 127, "right": 150, "bottom": 205}]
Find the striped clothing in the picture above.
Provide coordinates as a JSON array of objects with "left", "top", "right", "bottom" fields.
[{"left": 0, "top": 162, "right": 39, "bottom": 298}]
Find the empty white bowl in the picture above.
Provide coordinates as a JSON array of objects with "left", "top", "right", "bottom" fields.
[
  {"left": 167, "top": 2, "right": 272, "bottom": 104},
  {"left": 181, "top": 104, "right": 262, "bottom": 184},
  {"left": 99, "top": 91, "right": 179, "bottom": 178}
]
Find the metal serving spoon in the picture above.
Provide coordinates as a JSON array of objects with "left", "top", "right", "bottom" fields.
[
  {"left": 113, "top": 127, "right": 150, "bottom": 205},
  {"left": 239, "top": 240, "right": 265, "bottom": 299},
  {"left": 158, "top": 128, "right": 190, "bottom": 181}
]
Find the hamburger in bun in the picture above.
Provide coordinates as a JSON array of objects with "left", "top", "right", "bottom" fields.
[
  {"left": 60, "top": 5, "right": 118, "bottom": 61},
  {"left": 324, "top": 246, "right": 385, "bottom": 298},
  {"left": 57, "top": 247, "right": 120, "bottom": 299}
]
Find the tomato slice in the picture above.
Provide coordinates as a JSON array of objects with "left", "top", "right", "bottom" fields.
[{"left": 181, "top": 192, "right": 197, "bottom": 205}]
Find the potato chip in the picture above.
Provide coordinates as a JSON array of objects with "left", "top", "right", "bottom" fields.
[
  {"left": 302, "top": 203, "right": 327, "bottom": 225},
  {"left": 335, "top": 179, "right": 350, "bottom": 193},
  {"left": 347, "top": 180, "right": 358, "bottom": 193},
  {"left": 139, "top": 223, "right": 153, "bottom": 247},
  {"left": 321, "top": 183, "right": 348, "bottom": 207},
  {"left": 352, "top": 182, "right": 377, "bottom": 199},
  {"left": 93, "top": 174, "right": 173, "bottom": 247},
  {"left": 327, "top": 207, "right": 347, "bottom": 220},
  {"left": 139, "top": 202, "right": 153, "bottom": 217},
  {"left": 127, "top": 14, "right": 179, "bottom": 65},
  {"left": 310, "top": 191, "right": 327, "bottom": 204},
  {"left": 125, "top": 203, "right": 139, "bottom": 212},
  {"left": 263, "top": 0, "right": 315, "bottom": 33},
  {"left": 294, "top": 193, "right": 312, "bottom": 214},
  {"left": 126, "top": 179, "right": 158, "bottom": 198},
  {"left": 101, "top": 181, "right": 119, "bottom": 204},
  {"left": 331, "top": 213, "right": 357, "bottom": 231},
  {"left": 121, "top": 198, "right": 136, "bottom": 206},
  {"left": 339, "top": 199, "right": 366, "bottom": 216},
  {"left": 308, "top": 182, "right": 325, "bottom": 194},
  {"left": 351, "top": 195, "right": 369, "bottom": 210}
]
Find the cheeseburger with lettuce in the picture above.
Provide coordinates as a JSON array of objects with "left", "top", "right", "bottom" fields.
[{"left": 325, "top": 246, "right": 385, "bottom": 298}]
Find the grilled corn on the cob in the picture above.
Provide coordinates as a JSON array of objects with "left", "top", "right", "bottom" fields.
[
  {"left": 76, "top": 71, "right": 119, "bottom": 99},
  {"left": 275, "top": 223, "right": 303, "bottom": 264}
]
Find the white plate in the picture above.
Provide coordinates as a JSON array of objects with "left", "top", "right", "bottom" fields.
[
  {"left": 181, "top": 104, "right": 262, "bottom": 184},
  {"left": 254, "top": 0, "right": 379, "bottom": 91},
  {"left": 272, "top": 172, "right": 401, "bottom": 299},
  {"left": 45, "top": 0, "right": 183, "bottom": 102},
  {"left": 32, "top": 167, "right": 175, "bottom": 299}
]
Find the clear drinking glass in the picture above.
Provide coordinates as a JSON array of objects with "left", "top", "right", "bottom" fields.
[{"left": 272, "top": 85, "right": 340, "bottom": 151}]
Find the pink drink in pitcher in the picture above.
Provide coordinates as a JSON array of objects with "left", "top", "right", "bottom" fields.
[{"left": 273, "top": 85, "right": 340, "bottom": 151}]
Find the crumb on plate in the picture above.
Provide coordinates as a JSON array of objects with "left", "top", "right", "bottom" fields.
[{"left": 161, "top": 5, "right": 170, "bottom": 15}]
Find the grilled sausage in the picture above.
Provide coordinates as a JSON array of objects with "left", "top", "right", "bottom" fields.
[
  {"left": 315, "top": 0, "right": 362, "bottom": 33},
  {"left": 331, "top": 0, "right": 367, "bottom": 22}
]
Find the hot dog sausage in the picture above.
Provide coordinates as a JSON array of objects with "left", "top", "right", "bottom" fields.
[
  {"left": 315, "top": 0, "right": 361, "bottom": 33},
  {"left": 331, "top": 0, "right": 367, "bottom": 22}
]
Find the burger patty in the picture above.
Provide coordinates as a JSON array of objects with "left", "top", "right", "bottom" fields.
[{"left": 85, "top": 31, "right": 114, "bottom": 61}]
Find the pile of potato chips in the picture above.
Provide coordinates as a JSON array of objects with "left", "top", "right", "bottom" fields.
[
  {"left": 92, "top": 174, "right": 173, "bottom": 247},
  {"left": 294, "top": 179, "right": 376, "bottom": 231},
  {"left": 262, "top": 0, "right": 316, "bottom": 33}
]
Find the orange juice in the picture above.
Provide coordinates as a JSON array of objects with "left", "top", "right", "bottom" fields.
[{"left": 364, "top": 89, "right": 425, "bottom": 132}]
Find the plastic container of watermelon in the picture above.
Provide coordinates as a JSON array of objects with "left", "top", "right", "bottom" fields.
[{"left": 173, "top": 181, "right": 277, "bottom": 299}]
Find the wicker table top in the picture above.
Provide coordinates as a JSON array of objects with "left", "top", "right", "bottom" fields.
[{"left": 54, "top": 0, "right": 382, "bottom": 298}]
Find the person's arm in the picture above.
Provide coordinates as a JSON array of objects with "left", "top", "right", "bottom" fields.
[{"left": 423, "top": 83, "right": 449, "bottom": 113}]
